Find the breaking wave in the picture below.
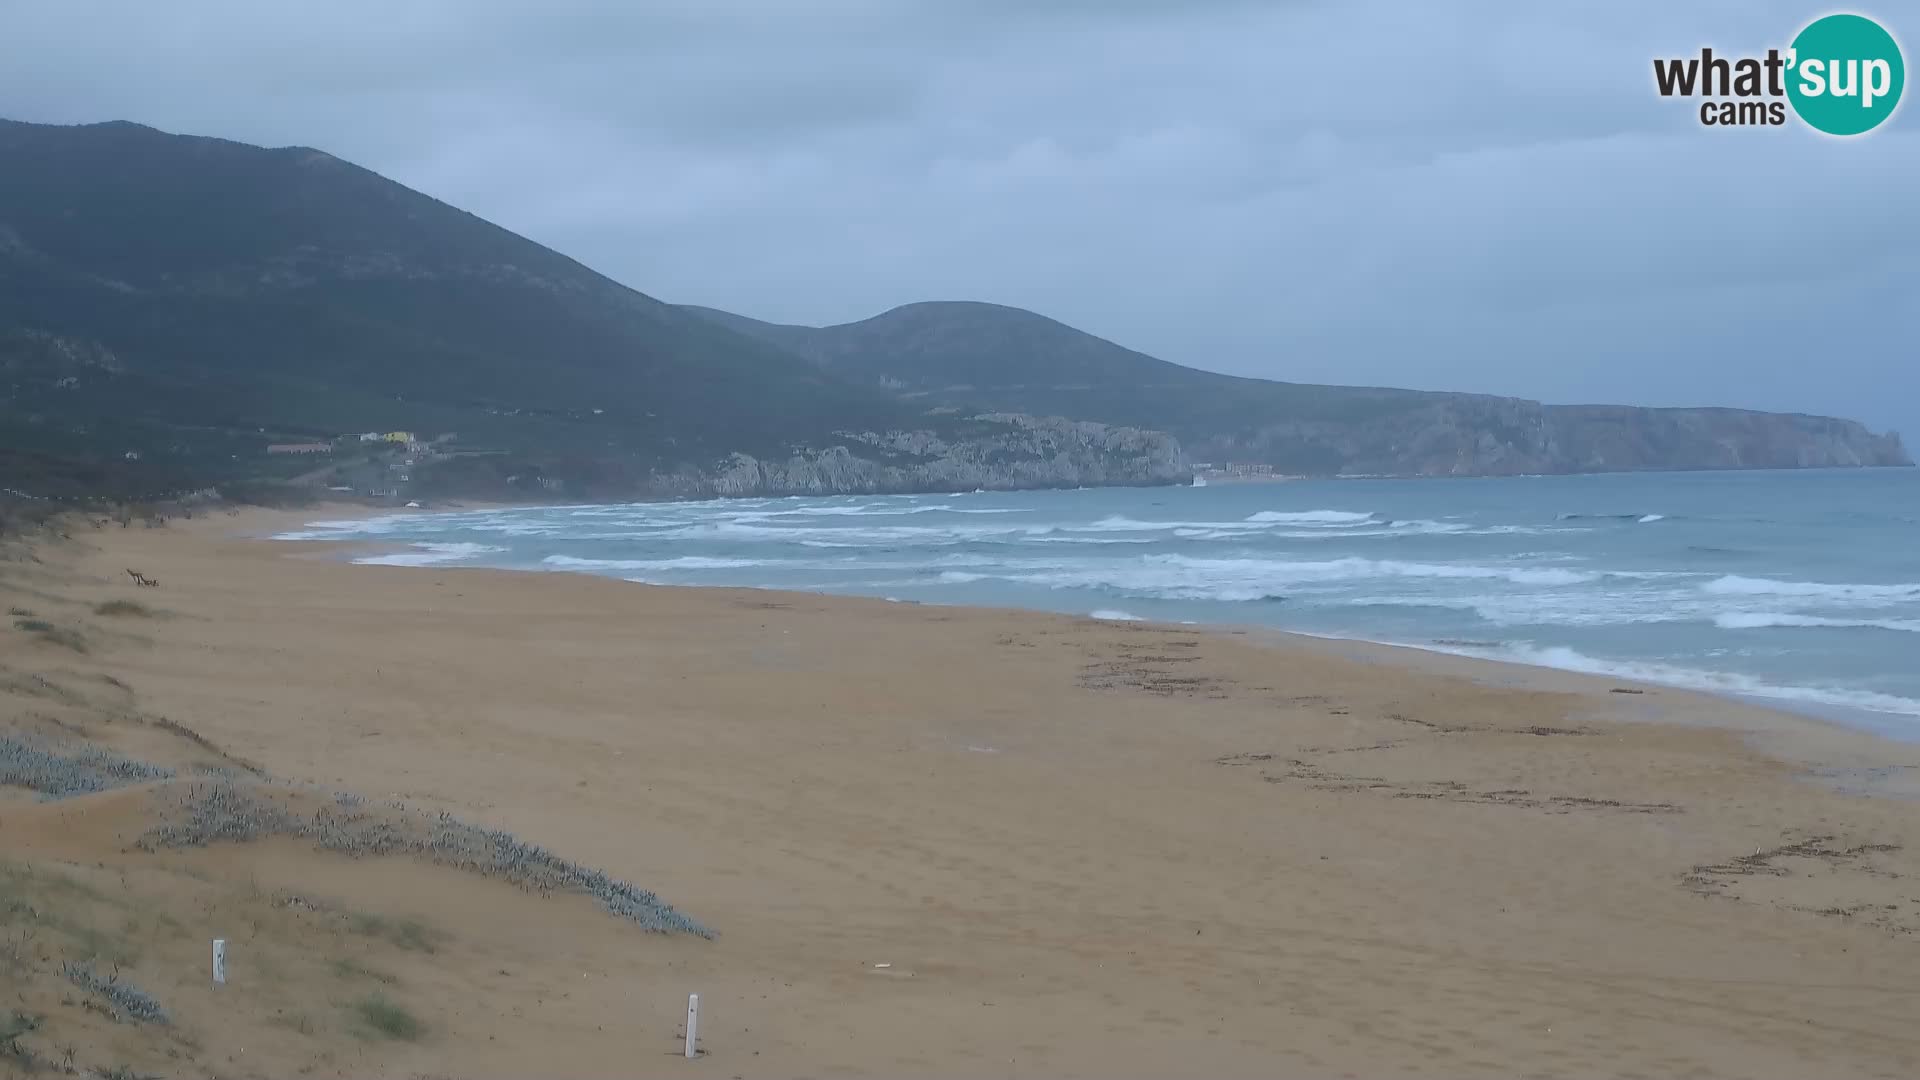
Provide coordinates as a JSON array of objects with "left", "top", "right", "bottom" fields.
[
  {"left": 1712, "top": 612, "right": 1920, "bottom": 633},
  {"left": 1438, "top": 643, "right": 1920, "bottom": 719},
  {"left": 543, "top": 554, "right": 769, "bottom": 570},
  {"left": 353, "top": 542, "right": 505, "bottom": 567},
  {"left": 283, "top": 477, "right": 1920, "bottom": 737},
  {"left": 1244, "top": 509, "right": 1375, "bottom": 524},
  {"left": 1701, "top": 575, "right": 1920, "bottom": 603}
]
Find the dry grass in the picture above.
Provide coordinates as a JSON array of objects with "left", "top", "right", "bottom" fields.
[
  {"left": 1, "top": 1009, "right": 40, "bottom": 1061},
  {"left": 61, "top": 959, "right": 170, "bottom": 1025},
  {"left": 138, "top": 781, "right": 712, "bottom": 936},
  {"left": 331, "top": 956, "right": 400, "bottom": 985},
  {"left": 94, "top": 1067, "right": 163, "bottom": 1080},
  {"left": 349, "top": 912, "right": 441, "bottom": 954},
  {"left": 351, "top": 992, "right": 423, "bottom": 1041},
  {"left": 269, "top": 1010, "right": 317, "bottom": 1036},
  {"left": 0, "top": 850, "right": 450, "bottom": 1074},
  {"left": 11, "top": 618, "right": 88, "bottom": 653},
  {"left": 93, "top": 599, "right": 155, "bottom": 618},
  {"left": 0, "top": 735, "right": 175, "bottom": 799}
]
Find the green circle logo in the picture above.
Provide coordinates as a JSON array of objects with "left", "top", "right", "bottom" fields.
[{"left": 1787, "top": 14, "right": 1905, "bottom": 135}]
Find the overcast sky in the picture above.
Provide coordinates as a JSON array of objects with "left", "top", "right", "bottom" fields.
[{"left": 3, "top": 1, "right": 1915, "bottom": 439}]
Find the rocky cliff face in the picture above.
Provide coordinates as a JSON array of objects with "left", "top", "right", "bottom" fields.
[
  {"left": 690, "top": 302, "right": 1909, "bottom": 480},
  {"left": 1186, "top": 396, "right": 1909, "bottom": 477},
  {"left": 432, "top": 398, "right": 1909, "bottom": 504},
  {"left": 642, "top": 414, "right": 1187, "bottom": 498},
  {"left": 1542, "top": 406, "right": 1908, "bottom": 472}
]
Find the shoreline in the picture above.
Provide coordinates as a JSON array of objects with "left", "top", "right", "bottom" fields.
[
  {"left": 269, "top": 499, "right": 1920, "bottom": 768},
  {"left": 56, "top": 497, "right": 1920, "bottom": 790},
  {"left": 9, "top": 502, "right": 1920, "bottom": 1076}
]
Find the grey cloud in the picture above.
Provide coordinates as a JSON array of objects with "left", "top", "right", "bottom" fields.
[{"left": 1, "top": 0, "right": 1913, "bottom": 437}]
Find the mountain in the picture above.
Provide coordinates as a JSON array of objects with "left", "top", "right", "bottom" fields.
[
  {"left": 2, "top": 118, "right": 1902, "bottom": 505},
  {"left": 0, "top": 120, "right": 1180, "bottom": 501},
  {"left": 683, "top": 301, "right": 1911, "bottom": 476}
]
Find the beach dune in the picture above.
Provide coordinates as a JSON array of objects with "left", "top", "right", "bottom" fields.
[{"left": 3, "top": 508, "right": 1920, "bottom": 1078}]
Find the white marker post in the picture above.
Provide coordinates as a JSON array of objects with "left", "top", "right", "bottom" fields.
[
  {"left": 684, "top": 993, "right": 700, "bottom": 1059},
  {"left": 211, "top": 939, "right": 226, "bottom": 986}
]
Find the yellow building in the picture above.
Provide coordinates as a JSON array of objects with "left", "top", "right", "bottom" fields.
[{"left": 383, "top": 431, "right": 415, "bottom": 444}]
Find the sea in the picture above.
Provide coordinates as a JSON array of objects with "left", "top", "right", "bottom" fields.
[{"left": 278, "top": 468, "right": 1920, "bottom": 739}]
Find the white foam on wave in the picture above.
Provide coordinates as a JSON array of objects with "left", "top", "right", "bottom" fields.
[
  {"left": 528, "top": 508, "right": 1494, "bottom": 549},
  {"left": 1090, "top": 609, "right": 1144, "bottom": 621},
  {"left": 636, "top": 520, "right": 1052, "bottom": 547},
  {"left": 1172, "top": 527, "right": 1264, "bottom": 540},
  {"left": 934, "top": 554, "right": 1614, "bottom": 603},
  {"left": 1435, "top": 642, "right": 1920, "bottom": 720},
  {"left": 1713, "top": 612, "right": 1920, "bottom": 633},
  {"left": 775, "top": 504, "right": 885, "bottom": 516},
  {"left": 295, "top": 517, "right": 388, "bottom": 533},
  {"left": 1244, "top": 509, "right": 1375, "bottom": 525},
  {"left": 1701, "top": 575, "right": 1920, "bottom": 603},
  {"left": 1078, "top": 515, "right": 1229, "bottom": 532},
  {"left": 543, "top": 554, "right": 768, "bottom": 571},
  {"left": 1638, "top": 514, "right": 1666, "bottom": 524},
  {"left": 353, "top": 542, "right": 505, "bottom": 567},
  {"left": 1174, "top": 520, "right": 1471, "bottom": 541},
  {"left": 1354, "top": 591, "right": 1686, "bottom": 629},
  {"left": 721, "top": 504, "right": 889, "bottom": 519},
  {"left": 1144, "top": 554, "right": 1600, "bottom": 587},
  {"left": 1353, "top": 591, "right": 1920, "bottom": 633},
  {"left": 1476, "top": 524, "right": 1577, "bottom": 535},
  {"left": 711, "top": 500, "right": 1035, "bottom": 521},
  {"left": 1078, "top": 511, "right": 1382, "bottom": 533},
  {"left": 465, "top": 523, "right": 581, "bottom": 537},
  {"left": 274, "top": 513, "right": 426, "bottom": 540}
]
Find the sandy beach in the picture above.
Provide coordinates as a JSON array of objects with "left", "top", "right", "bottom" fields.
[{"left": 5, "top": 506, "right": 1920, "bottom": 1079}]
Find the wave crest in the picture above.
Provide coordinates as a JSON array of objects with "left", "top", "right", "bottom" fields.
[
  {"left": 353, "top": 542, "right": 504, "bottom": 567},
  {"left": 1244, "top": 510, "right": 1374, "bottom": 524},
  {"left": 1701, "top": 575, "right": 1920, "bottom": 602},
  {"left": 1713, "top": 612, "right": 1920, "bottom": 633}
]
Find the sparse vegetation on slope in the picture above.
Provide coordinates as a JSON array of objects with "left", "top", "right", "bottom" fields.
[
  {"left": 0, "top": 734, "right": 174, "bottom": 797},
  {"left": 4, "top": 119, "right": 1177, "bottom": 502},
  {"left": 139, "top": 780, "right": 713, "bottom": 936},
  {"left": 0, "top": 675, "right": 710, "bottom": 1075},
  {"left": 0, "top": 536, "right": 715, "bottom": 1074},
  {"left": 61, "top": 959, "right": 171, "bottom": 1025},
  {"left": 93, "top": 598, "right": 154, "bottom": 617},
  {"left": 11, "top": 617, "right": 88, "bottom": 652},
  {"left": 351, "top": 992, "right": 424, "bottom": 1041},
  {"left": 687, "top": 300, "right": 1911, "bottom": 476}
]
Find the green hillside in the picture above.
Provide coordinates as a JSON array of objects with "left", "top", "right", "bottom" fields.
[
  {"left": 682, "top": 301, "right": 1910, "bottom": 476},
  {"left": 0, "top": 117, "right": 1903, "bottom": 504},
  {"left": 0, "top": 119, "right": 920, "bottom": 500}
]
